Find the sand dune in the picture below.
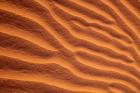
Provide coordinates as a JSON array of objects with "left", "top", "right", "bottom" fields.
[{"left": 0, "top": 0, "right": 140, "bottom": 93}]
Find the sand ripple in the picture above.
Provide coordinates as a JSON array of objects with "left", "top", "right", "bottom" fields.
[{"left": 0, "top": 0, "right": 140, "bottom": 93}]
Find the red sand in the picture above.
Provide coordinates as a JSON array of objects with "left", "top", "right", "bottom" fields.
[{"left": 0, "top": 0, "right": 140, "bottom": 93}]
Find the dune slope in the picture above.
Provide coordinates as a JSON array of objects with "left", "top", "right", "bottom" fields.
[{"left": 0, "top": 0, "right": 140, "bottom": 93}]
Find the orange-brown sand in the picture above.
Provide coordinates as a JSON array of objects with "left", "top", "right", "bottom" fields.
[{"left": 0, "top": 0, "right": 140, "bottom": 93}]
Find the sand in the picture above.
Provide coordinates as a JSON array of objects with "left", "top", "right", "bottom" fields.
[{"left": 0, "top": 0, "right": 140, "bottom": 93}]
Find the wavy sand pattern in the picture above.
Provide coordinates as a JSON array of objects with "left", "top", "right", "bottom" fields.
[{"left": 0, "top": 0, "right": 140, "bottom": 93}]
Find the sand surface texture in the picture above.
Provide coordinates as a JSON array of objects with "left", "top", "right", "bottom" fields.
[{"left": 0, "top": 0, "right": 140, "bottom": 93}]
